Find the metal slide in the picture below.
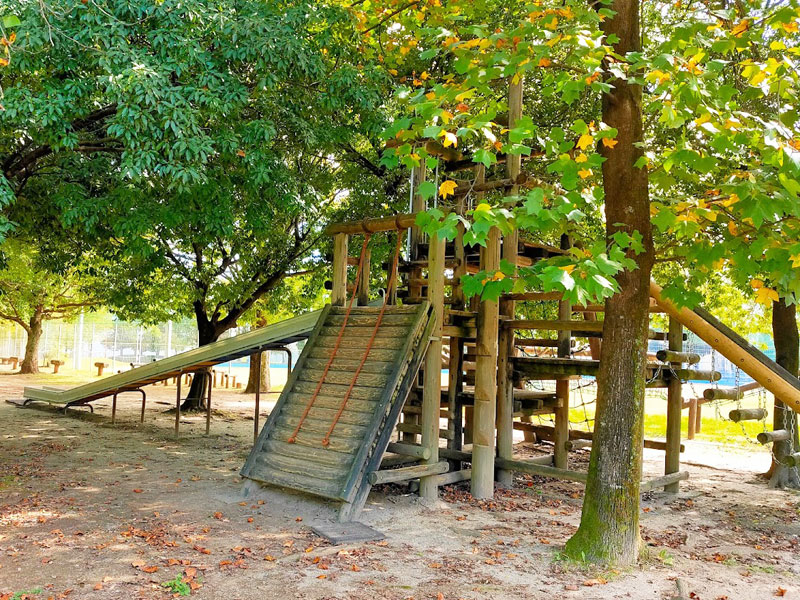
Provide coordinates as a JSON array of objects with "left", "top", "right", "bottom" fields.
[{"left": 20, "top": 310, "right": 320, "bottom": 408}]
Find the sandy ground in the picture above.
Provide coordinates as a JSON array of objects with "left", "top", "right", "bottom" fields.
[{"left": 1, "top": 370, "right": 799, "bottom": 600}]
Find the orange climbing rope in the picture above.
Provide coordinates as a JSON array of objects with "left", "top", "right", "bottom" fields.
[
  {"left": 322, "top": 231, "right": 406, "bottom": 447},
  {"left": 287, "top": 234, "right": 371, "bottom": 444}
]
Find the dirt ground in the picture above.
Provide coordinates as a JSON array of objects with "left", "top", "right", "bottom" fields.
[{"left": 1, "top": 371, "right": 799, "bottom": 600}]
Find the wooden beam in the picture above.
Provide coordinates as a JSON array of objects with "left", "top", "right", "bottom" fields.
[
  {"left": 368, "top": 461, "right": 448, "bottom": 485},
  {"left": 420, "top": 233, "right": 446, "bottom": 500},
  {"left": 331, "top": 234, "right": 348, "bottom": 306},
  {"left": 665, "top": 317, "right": 683, "bottom": 492},
  {"left": 387, "top": 442, "right": 431, "bottom": 460}
]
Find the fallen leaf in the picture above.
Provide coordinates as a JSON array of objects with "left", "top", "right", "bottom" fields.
[
  {"left": 775, "top": 588, "right": 787, "bottom": 597},
  {"left": 133, "top": 489, "right": 143, "bottom": 494}
]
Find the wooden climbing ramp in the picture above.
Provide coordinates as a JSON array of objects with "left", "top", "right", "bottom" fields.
[{"left": 240, "top": 302, "right": 435, "bottom": 521}]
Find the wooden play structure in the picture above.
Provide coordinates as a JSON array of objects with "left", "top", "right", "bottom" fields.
[{"left": 240, "top": 82, "right": 800, "bottom": 520}]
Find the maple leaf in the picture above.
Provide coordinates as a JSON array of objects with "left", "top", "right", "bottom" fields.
[
  {"left": 602, "top": 138, "right": 618, "bottom": 148},
  {"left": 731, "top": 19, "right": 750, "bottom": 36},
  {"left": 537, "top": 57, "right": 552, "bottom": 67},
  {"left": 756, "top": 287, "right": 779, "bottom": 305},
  {"left": 576, "top": 133, "right": 593, "bottom": 150},
  {"left": 439, "top": 180, "right": 458, "bottom": 199},
  {"left": 578, "top": 168, "right": 593, "bottom": 179},
  {"left": 440, "top": 130, "right": 458, "bottom": 147}
]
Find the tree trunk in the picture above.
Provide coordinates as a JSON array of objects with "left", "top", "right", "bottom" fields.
[
  {"left": 564, "top": 0, "right": 654, "bottom": 566},
  {"left": 19, "top": 310, "right": 44, "bottom": 374},
  {"left": 767, "top": 298, "right": 800, "bottom": 489},
  {"left": 244, "top": 351, "right": 270, "bottom": 394},
  {"left": 180, "top": 318, "right": 223, "bottom": 411}
]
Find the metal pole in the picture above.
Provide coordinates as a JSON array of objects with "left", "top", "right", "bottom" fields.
[
  {"left": 254, "top": 351, "right": 261, "bottom": 444},
  {"left": 111, "top": 392, "right": 118, "bottom": 425},
  {"left": 205, "top": 373, "right": 212, "bottom": 435},
  {"left": 175, "top": 372, "right": 182, "bottom": 435}
]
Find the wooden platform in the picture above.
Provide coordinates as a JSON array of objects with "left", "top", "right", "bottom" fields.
[{"left": 240, "top": 303, "right": 435, "bottom": 521}]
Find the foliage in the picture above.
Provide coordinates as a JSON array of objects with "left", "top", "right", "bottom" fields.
[
  {"left": 0, "top": 0, "right": 400, "bottom": 340},
  {"left": 0, "top": 238, "right": 95, "bottom": 332},
  {"left": 361, "top": 0, "right": 800, "bottom": 309},
  {"left": 161, "top": 574, "right": 192, "bottom": 597}
]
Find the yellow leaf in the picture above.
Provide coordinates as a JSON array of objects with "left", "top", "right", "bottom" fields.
[
  {"left": 731, "top": 19, "right": 750, "bottom": 37},
  {"left": 722, "top": 193, "right": 739, "bottom": 207},
  {"left": 575, "top": 153, "right": 588, "bottom": 163},
  {"left": 420, "top": 71, "right": 429, "bottom": 80},
  {"left": 537, "top": 57, "right": 552, "bottom": 67},
  {"left": 576, "top": 133, "right": 593, "bottom": 150},
  {"left": 694, "top": 113, "right": 711, "bottom": 126},
  {"left": 440, "top": 110, "right": 454, "bottom": 124},
  {"left": 750, "top": 279, "right": 764, "bottom": 289},
  {"left": 439, "top": 130, "right": 458, "bottom": 147},
  {"left": 727, "top": 220, "right": 738, "bottom": 236},
  {"left": 601, "top": 138, "right": 618, "bottom": 148},
  {"left": 559, "top": 264, "right": 576, "bottom": 274},
  {"left": 388, "top": 69, "right": 398, "bottom": 76},
  {"left": 578, "top": 168, "right": 593, "bottom": 179},
  {"left": 491, "top": 271, "right": 505, "bottom": 281},
  {"left": 426, "top": 91, "right": 436, "bottom": 100},
  {"left": 439, "top": 180, "right": 458, "bottom": 199},
  {"left": 512, "top": 73, "right": 521, "bottom": 85},
  {"left": 791, "top": 254, "right": 800, "bottom": 269},
  {"left": 755, "top": 287, "right": 779, "bottom": 305}
]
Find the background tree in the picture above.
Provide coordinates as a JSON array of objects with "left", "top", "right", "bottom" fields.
[
  {"left": 0, "top": 239, "right": 95, "bottom": 373},
  {"left": 1, "top": 0, "right": 405, "bottom": 407}
]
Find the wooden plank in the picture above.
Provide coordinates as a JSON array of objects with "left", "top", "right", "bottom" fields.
[
  {"left": 281, "top": 403, "right": 374, "bottom": 426},
  {"left": 257, "top": 452, "right": 350, "bottom": 483},
  {"left": 315, "top": 336, "right": 406, "bottom": 350},
  {"left": 368, "top": 461, "right": 448, "bottom": 485},
  {"left": 332, "top": 234, "right": 348, "bottom": 306},
  {"left": 308, "top": 346, "right": 398, "bottom": 362},
  {"left": 386, "top": 442, "right": 431, "bottom": 460},
  {"left": 665, "top": 317, "right": 683, "bottom": 492},
  {"left": 506, "top": 319, "right": 604, "bottom": 332},
  {"left": 640, "top": 471, "right": 689, "bottom": 493},
  {"left": 514, "top": 357, "right": 600, "bottom": 378},
  {"left": 291, "top": 381, "right": 384, "bottom": 401},
  {"left": 269, "top": 426, "right": 362, "bottom": 454},
  {"left": 295, "top": 369, "right": 390, "bottom": 389},
  {"left": 495, "top": 457, "right": 588, "bottom": 483},
  {"left": 326, "top": 313, "right": 416, "bottom": 327},
  {"left": 318, "top": 325, "right": 410, "bottom": 338},
  {"left": 329, "top": 305, "right": 419, "bottom": 315},
  {"left": 277, "top": 414, "right": 368, "bottom": 439},
  {"left": 285, "top": 392, "right": 379, "bottom": 414},
  {"left": 247, "top": 463, "right": 347, "bottom": 501},
  {"left": 396, "top": 423, "right": 454, "bottom": 440},
  {"left": 262, "top": 439, "right": 354, "bottom": 469},
  {"left": 302, "top": 358, "right": 394, "bottom": 374}
]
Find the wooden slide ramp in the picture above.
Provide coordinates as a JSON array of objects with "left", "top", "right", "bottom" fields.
[
  {"left": 240, "top": 302, "right": 434, "bottom": 521},
  {"left": 651, "top": 282, "right": 800, "bottom": 414}
]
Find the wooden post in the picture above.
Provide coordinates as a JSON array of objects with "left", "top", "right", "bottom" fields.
[
  {"left": 695, "top": 403, "right": 702, "bottom": 433},
  {"left": 447, "top": 194, "right": 467, "bottom": 451},
  {"left": 553, "top": 235, "right": 572, "bottom": 470},
  {"left": 687, "top": 398, "right": 697, "bottom": 440},
  {"left": 111, "top": 392, "right": 117, "bottom": 425},
  {"left": 665, "top": 317, "right": 683, "bottom": 492},
  {"left": 471, "top": 227, "right": 501, "bottom": 499},
  {"left": 175, "top": 373, "right": 182, "bottom": 435},
  {"left": 408, "top": 163, "right": 427, "bottom": 300},
  {"left": 420, "top": 233, "right": 446, "bottom": 500},
  {"left": 358, "top": 247, "right": 371, "bottom": 306},
  {"left": 496, "top": 76, "right": 523, "bottom": 487},
  {"left": 331, "top": 233, "right": 349, "bottom": 306}
]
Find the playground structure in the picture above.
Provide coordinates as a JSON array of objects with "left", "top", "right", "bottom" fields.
[
  {"left": 14, "top": 80, "right": 800, "bottom": 524},
  {"left": 14, "top": 205, "right": 800, "bottom": 521}
]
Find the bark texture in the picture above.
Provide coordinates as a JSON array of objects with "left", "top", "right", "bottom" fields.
[
  {"left": 564, "top": 0, "right": 654, "bottom": 566},
  {"left": 19, "top": 310, "right": 44, "bottom": 374},
  {"left": 180, "top": 324, "right": 222, "bottom": 411},
  {"left": 768, "top": 299, "right": 800, "bottom": 489},
  {"left": 244, "top": 351, "right": 270, "bottom": 394}
]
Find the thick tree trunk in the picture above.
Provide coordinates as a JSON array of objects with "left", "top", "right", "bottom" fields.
[
  {"left": 19, "top": 311, "right": 44, "bottom": 374},
  {"left": 244, "top": 351, "right": 270, "bottom": 394},
  {"left": 180, "top": 318, "right": 223, "bottom": 411},
  {"left": 564, "top": 0, "right": 654, "bottom": 566},
  {"left": 767, "top": 298, "right": 800, "bottom": 489}
]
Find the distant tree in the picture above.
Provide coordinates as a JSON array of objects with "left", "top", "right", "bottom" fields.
[
  {"left": 0, "top": 240, "right": 95, "bottom": 373},
  {"left": 0, "top": 0, "right": 403, "bottom": 407}
]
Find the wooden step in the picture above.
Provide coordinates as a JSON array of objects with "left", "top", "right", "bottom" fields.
[
  {"left": 292, "top": 381, "right": 384, "bottom": 401},
  {"left": 295, "top": 369, "right": 390, "bottom": 389},
  {"left": 325, "top": 313, "right": 417, "bottom": 327},
  {"left": 308, "top": 346, "right": 399, "bottom": 362},
  {"left": 277, "top": 413, "right": 368, "bottom": 439},
  {"left": 285, "top": 392, "right": 379, "bottom": 414},
  {"left": 269, "top": 425, "right": 362, "bottom": 454},
  {"left": 257, "top": 451, "right": 350, "bottom": 482},
  {"left": 261, "top": 439, "right": 355, "bottom": 469},
  {"left": 318, "top": 325, "right": 410, "bottom": 338},
  {"left": 302, "top": 357, "right": 394, "bottom": 374},
  {"left": 315, "top": 336, "right": 406, "bottom": 350},
  {"left": 281, "top": 403, "right": 375, "bottom": 426},
  {"left": 329, "top": 305, "right": 419, "bottom": 315},
  {"left": 249, "top": 460, "right": 346, "bottom": 500}
]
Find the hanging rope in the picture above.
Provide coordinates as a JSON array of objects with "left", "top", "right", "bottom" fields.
[
  {"left": 322, "top": 231, "right": 406, "bottom": 447},
  {"left": 287, "top": 235, "right": 371, "bottom": 444}
]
